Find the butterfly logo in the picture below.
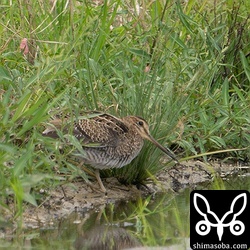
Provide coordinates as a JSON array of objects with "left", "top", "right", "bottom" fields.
[{"left": 193, "top": 193, "right": 247, "bottom": 241}]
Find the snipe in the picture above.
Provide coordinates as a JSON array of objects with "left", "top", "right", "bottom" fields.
[{"left": 42, "top": 112, "right": 178, "bottom": 192}]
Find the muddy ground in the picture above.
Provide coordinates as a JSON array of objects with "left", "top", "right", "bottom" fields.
[{"left": 3, "top": 160, "right": 249, "bottom": 229}]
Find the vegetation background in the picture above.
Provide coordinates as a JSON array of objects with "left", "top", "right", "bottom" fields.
[{"left": 0, "top": 0, "right": 249, "bottom": 219}]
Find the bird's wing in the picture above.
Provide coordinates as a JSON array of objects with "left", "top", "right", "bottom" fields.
[
  {"left": 73, "top": 113, "right": 129, "bottom": 147},
  {"left": 42, "top": 113, "right": 129, "bottom": 147}
]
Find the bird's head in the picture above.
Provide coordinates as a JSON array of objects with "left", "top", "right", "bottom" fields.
[{"left": 126, "top": 116, "right": 178, "bottom": 163}]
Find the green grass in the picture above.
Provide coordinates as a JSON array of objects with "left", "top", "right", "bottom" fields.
[{"left": 0, "top": 0, "right": 250, "bottom": 219}]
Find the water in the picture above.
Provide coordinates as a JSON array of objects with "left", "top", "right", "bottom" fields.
[{"left": 0, "top": 175, "right": 249, "bottom": 250}]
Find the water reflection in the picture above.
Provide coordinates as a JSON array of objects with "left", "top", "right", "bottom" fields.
[
  {"left": 74, "top": 225, "right": 141, "bottom": 250},
  {"left": 0, "top": 175, "right": 249, "bottom": 249},
  {"left": 37, "top": 190, "right": 190, "bottom": 249}
]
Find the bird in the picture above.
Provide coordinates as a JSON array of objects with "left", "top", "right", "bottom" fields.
[{"left": 42, "top": 112, "right": 178, "bottom": 192}]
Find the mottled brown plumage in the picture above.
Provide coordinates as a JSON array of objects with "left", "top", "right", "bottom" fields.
[{"left": 43, "top": 112, "right": 177, "bottom": 192}]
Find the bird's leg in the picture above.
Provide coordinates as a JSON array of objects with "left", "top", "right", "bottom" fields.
[
  {"left": 77, "top": 161, "right": 107, "bottom": 193},
  {"left": 76, "top": 161, "right": 98, "bottom": 192},
  {"left": 95, "top": 169, "right": 107, "bottom": 193}
]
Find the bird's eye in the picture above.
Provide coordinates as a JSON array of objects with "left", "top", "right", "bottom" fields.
[{"left": 137, "top": 121, "right": 144, "bottom": 126}]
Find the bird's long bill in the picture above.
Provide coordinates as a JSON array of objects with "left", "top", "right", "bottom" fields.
[{"left": 147, "top": 134, "right": 179, "bottom": 163}]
